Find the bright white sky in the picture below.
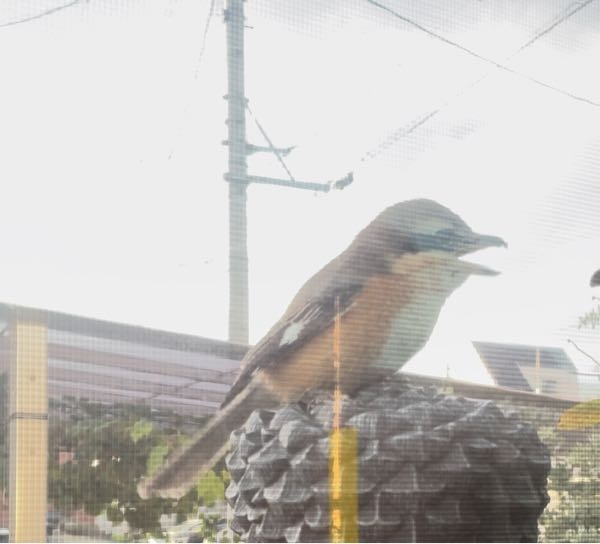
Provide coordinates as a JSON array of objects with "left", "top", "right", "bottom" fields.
[{"left": 1, "top": 0, "right": 600, "bottom": 384}]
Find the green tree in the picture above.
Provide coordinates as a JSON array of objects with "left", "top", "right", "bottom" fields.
[
  {"left": 539, "top": 427, "right": 600, "bottom": 542},
  {"left": 47, "top": 401, "right": 207, "bottom": 538},
  {"left": 197, "top": 470, "right": 228, "bottom": 508}
]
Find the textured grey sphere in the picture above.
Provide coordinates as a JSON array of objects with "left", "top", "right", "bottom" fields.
[{"left": 225, "top": 380, "right": 550, "bottom": 542}]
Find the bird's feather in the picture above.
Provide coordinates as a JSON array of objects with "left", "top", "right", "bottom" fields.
[{"left": 221, "top": 282, "right": 362, "bottom": 407}]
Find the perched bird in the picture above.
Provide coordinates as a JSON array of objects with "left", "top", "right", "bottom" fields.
[
  {"left": 139, "top": 198, "right": 506, "bottom": 499},
  {"left": 591, "top": 269, "right": 600, "bottom": 287}
]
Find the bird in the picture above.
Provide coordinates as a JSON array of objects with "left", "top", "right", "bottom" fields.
[
  {"left": 591, "top": 269, "right": 600, "bottom": 287},
  {"left": 138, "top": 198, "right": 506, "bottom": 499}
]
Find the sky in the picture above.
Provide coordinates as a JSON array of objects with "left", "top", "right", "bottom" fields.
[{"left": 1, "top": 0, "right": 600, "bottom": 385}]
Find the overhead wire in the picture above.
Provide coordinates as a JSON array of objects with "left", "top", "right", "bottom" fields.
[
  {"left": 167, "top": 0, "right": 217, "bottom": 160},
  {"left": 194, "top": 0, "right": 217, "bottom": 77},
  {"left": 246, "top": 103, "right": 297, "bottom": 183},
  {"left": 0, "top": 0, "right": 86, "bottom": 28},
  {"left": 365, "top": 0, "right": 600, "bottom": 107},
  {"left": 358, "top": 0, "right": 600, "bottom": 164},
  {"left": 514, "top": 0, "right": 596, "bottom": 55}
]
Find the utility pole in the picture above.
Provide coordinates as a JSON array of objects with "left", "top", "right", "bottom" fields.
[
  {"left": 224, "top": 0, "right": 353, "bottom": 345},
  {"left": 225, "top": 0, "right": 249, "bottom": 345}
]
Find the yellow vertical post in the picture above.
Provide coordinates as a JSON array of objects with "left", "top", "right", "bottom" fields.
[
  {"left": 329, "top": 296, "right": 358, "bottom": 543},
  {"left": 329, "top": 428, "right": 358, "bottom": 543},
  {"left": 8, "top": 309, "right": 48, "bottom": 543}
]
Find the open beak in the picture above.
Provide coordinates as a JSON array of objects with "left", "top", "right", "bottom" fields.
[
  {"left": 456, "top": 259, "right": 500, "bottom": 276},
  {"left": 414, "top": 228, "right": 507, "bottom": 276},
  {"left": 457, "top": 231, "right": 507, "bottom": 276}
]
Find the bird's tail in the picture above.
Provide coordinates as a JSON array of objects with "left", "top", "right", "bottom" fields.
[{"left": 138, "top": 382, "right": 279, "bottom": 500}]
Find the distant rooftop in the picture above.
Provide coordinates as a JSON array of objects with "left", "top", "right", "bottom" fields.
[
  {"left": 473, "top": 341, "right": 577, "bottom": 395},
  {"left": 0, "top": 303, "right": 248, "bottom": 416}
]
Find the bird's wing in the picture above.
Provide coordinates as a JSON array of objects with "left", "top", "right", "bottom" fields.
[{"left": 221, "top": 282, "right": 363, "bottom": 407}]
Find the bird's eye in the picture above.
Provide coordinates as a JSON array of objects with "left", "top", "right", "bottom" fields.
[{"left": 435, "top": 228, "right": 456, "bottom": 241}]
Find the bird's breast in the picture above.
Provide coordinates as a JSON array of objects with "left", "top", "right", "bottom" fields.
[{"left": 372, "top": 283, "right": 450, "bottom": 371}]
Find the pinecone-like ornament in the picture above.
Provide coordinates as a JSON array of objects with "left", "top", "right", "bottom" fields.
[{"left": 225, "top": 379, "right": 550, "bottom": 542}]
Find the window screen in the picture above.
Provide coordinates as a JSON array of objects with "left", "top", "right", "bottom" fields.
[{"left": 1, "top": 0, "right": 599, "bottom": 542}]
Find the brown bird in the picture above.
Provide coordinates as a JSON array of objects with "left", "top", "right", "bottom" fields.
[
  {"left": 591, "top": 269, "right": 600, "bottom": 287},
  {"left": 138, "top": 198, "right": 506, "bottom": 499}
]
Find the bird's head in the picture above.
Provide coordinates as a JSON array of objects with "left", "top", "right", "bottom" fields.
[
  {"left": 362, "top": 199, "right": 507, "bottom": 281},
  {"left": 591, "top": 269, "right": 600, "bottom": 287}
]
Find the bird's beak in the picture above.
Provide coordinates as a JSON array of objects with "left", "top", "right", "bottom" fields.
[
  {"left": 456, "top": 232, "right": 506, "bottom": 276},
  {"left": 461, "top": 232, "right": 508, "bottom": 254},
  {"left": 591, "top": 269, "right": 600, "bottom": 287},
  {"left": 456, "top": 259, "right": 500, "bottom": 276},
  {"left": 411, "top": 229, "right": 506, "bottom": 275}
]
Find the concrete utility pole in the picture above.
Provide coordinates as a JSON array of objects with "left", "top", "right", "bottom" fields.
[
  {"left": 224, "top": 0, "right": 353, "bottom": 345},
  {"left": 225, "top": 0, "right": 249, "bottom": 345}
]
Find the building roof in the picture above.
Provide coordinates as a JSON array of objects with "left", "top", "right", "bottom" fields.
[
  {"left": 0, "top": 303, "right": 247, "bottom": 416},
  {"left": 402, "top": 371, "right": 574, "bottom": 412},
  {"left": 0, "top": 303, "right": 579, "bottom": 416},
  {"left": 473, "top": 341, "right": 577, "bottom": 393}
]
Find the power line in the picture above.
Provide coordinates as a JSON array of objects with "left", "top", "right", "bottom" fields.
[
  {"left": 568, "top": 338, "right": 600, "bottom": 369},
  {"left": 167, "top": 0, "right": 217, "bottom": 160},
  {"left": 514, "top": 0, "right": 597, "bottom": 55},
  {"left": 366, "top": 0, "right": 505, "bottom": 65},
  {"left": 194, "top": 0, "right": 217, "bottom": 77},
  {"left": 246, "top": 103, "right": 297, "bottom": 183},
  {"left": 364, "top": 0, "right": 600, "bottom": 108},
  {"left": 0, "top": 0, "right": 86, "bottom": 29},
  {"left": 360, "top": 109, "right": 440, "bottom": 162},
  {"left": 359, "top": 0, "right": 600, "bottom": 164}
]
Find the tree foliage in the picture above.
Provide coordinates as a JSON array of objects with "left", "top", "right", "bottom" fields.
[
  {"left": 197, "top": 470, "right": 229, "bottom": 508},
  {"left": 559, "top": 399, "right": 600, "bottom": 430},
  {"left": 538, "top": 426, "right": 600, "bottom": 542},
  {"left": 48, "top": 410, "right": 169, "bottom": 534},
  {"left": 0, "top": 375, "right": 230, "bottom": 540},
  {"left": 46, "top": 399, "right": 208, "bottom": 537},
  {"left": 579, "top": 303, "right": 600, "bottom": 330}
]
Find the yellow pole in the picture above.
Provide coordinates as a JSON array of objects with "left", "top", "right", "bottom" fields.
[
  {"left": 329, "top": 297, "right": 358, "bottom": 543},
  {"left": 8, "top": 309, "right": 48, "bottom": 543},
  {"left": 329, "top": 427, "right": 358, "bottom": 542}
]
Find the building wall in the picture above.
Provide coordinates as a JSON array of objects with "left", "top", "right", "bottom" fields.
[{"left": 519, "top": 366, "right": 580, "bottom": 401}]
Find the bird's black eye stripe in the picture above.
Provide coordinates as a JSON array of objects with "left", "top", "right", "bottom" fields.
[
  {"left": 435, "top": 228, "right": 456, "bottom": 241},
  {"left": 410, "top": 231, "right": 458, "bottom": 252},
  {"left": 435, "top": 228, "right": 466, "bottom": 249}
]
